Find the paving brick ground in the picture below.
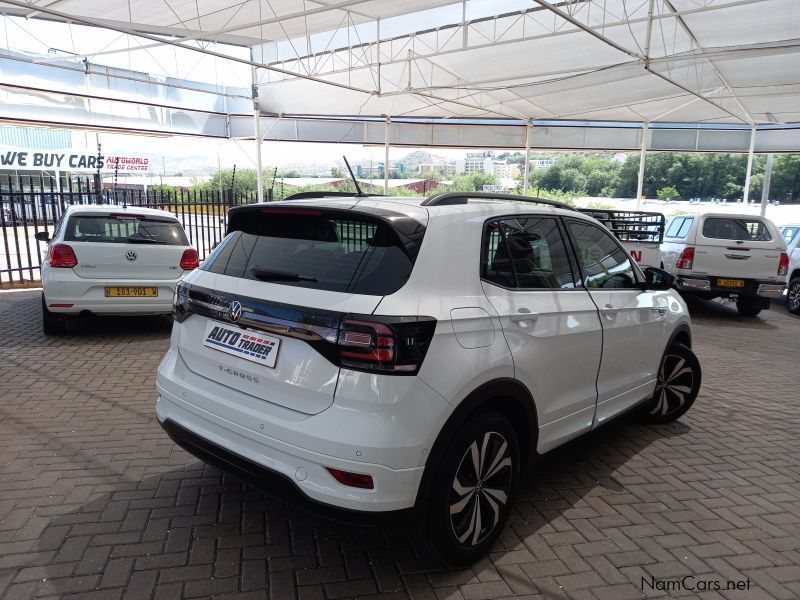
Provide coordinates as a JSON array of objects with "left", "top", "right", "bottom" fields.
[{"left": 1, "top": 290, "right": 799, "bottom": 600}]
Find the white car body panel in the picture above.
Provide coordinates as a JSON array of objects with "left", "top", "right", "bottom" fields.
[
  {"left": 41, "top": 205, "right": 194, "bottom": 315},
  {"left": 156, "top": 196, "right": 692, "bottom": 513}
]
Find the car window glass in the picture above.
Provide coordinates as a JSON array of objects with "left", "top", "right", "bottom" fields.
[
  {"left": 203, "top": 214, "right": 416, "bottom": 295},
  {"left": 482, "top": 217, "right": 577, "bottom": 289},
  {"left": 782, "top": 226, "right": 799, "bottom": 246},
  {"left": 665, "top": 217, "right": 683, "bottom": 237},
  {"left": 702, "top": 217, "right": 771, "bottom": 241},
  {"left": 568, "top": 221, "right": 638, "bottom": 289},
  {"left": 64, "top": 215, "right": 188, "bottom": 245},
  {"left": 676, "top": 217, "right": 693, "bottom": 238}
]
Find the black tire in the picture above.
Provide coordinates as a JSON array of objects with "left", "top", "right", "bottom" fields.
[
  {"left": 42, "top": 294, "right": 66, "bottom": 335},
  {"left": 787, "top": 278, "right": 800, "bottom": 315},
  {"left": 426, "top": 412, "right": 519, "bottom": 565},
  {"left": 638, "top": 342, "right": 701, "bottom": 424},
  {"left": 736, "top": 296, "right": 762, "bottom": 317}
]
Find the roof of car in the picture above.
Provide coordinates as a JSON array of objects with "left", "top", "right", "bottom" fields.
[
  {"left": 65, "top": 204, "right": 180, "bottom": 220},
  {"left": 261, "top": 194, "right": 584, "bottom": 222}
]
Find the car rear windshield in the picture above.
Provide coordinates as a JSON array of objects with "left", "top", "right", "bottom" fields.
[
  {"left": 702, "top": 217, "right": 772, "bottom": 241},
  {"left": 64, "top": 214, "right": 188, "bottom": 245},
  {"left": 202, "top": 209, "right": 422, "bottom": 295}
]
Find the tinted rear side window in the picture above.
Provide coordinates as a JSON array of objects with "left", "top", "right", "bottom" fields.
[
  {"left": 64, "top": 214, "right": 188, "bottom": 245},
  {"left": 702, "top": 217, "right": 771, "bottom": 241},
  {"left": 204, "top": 211, "right": 420, "bottom": 295}
]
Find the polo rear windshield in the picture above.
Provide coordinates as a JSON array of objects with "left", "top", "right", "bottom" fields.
[
  {"left": 702, "top": 217, "right": 772, "bottom": 241},
  {"left": 64, "top": 214, "right": 188, "bottom": 245},
  {"left": 202, "top": 207, "right": 424, "bottom": 295}
]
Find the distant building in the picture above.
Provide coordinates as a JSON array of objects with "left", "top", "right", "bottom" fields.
[
  {"left": 418, "top": 162, "right": 456, "bottom": 177},
  {"left": 493, "top": 162, "right": 520, "bottom": 179},
  {"left": 456, "top": 151, "right": 494, "bottom": 174}
]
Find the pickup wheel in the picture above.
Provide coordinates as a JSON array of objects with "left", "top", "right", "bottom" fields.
[
  {"left": 426, "top": 412, "right": 519, "bottom": 566},
  {"left": 638, "top": 342, "right": 701, "bottom": 424},
  {"left": 735, "top": 296, "right": 762, "bottom": 317},
  {"left": 42, "top": 294, "right": 67, "bottom": 335},
  {"left": 787, "top": 278, "right": 800, "bottom": 315}
]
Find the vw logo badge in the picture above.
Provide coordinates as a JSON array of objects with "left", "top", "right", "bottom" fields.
[
  {"left": 125, "top": 250, "right": 137, "bottom": 262},
  {"left": 229, "top": 300, "right": 242, "bottom": 323}
]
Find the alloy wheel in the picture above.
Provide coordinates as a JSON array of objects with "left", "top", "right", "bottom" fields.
[
  {"left": 650, "top": 353, "right": 695, "bottom": 416},
  {"left": 789, "top": 282, "right": 800, "bottom": 313},
  {"left": 449, "top": 431, "right": 513, "bottom": 546}
]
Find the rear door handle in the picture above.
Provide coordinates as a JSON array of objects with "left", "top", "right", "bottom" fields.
[{"left": 510, "top": 307, "right": 538, "bottom": 322}]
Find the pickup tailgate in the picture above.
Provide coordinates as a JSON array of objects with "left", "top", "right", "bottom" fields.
[{"left": 693, "top": 216, "right": 783, "bottom": 279}]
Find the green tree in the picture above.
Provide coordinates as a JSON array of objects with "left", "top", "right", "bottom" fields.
[{"left": 657, "top": 186, "right": 680, "bottom": 200}]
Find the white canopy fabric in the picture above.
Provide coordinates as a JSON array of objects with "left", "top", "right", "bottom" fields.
[{"left": 3, "top": 0, "right": 799, "bottom": 126}]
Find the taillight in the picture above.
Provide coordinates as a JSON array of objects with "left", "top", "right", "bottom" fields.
[
  {"left": 49, "top": 243, "right": 78, "bottom": 268},
  {"left": 180, "top": 248, "right": 199, "bottom": 270},
  {"left": 676, "top": 247, "right": 695, "bottom": 270},
  {"left": 326, "top": 468, "right": 374, "bottom": 489},
  {"left": 778, "top": 252, "right": 789, "bottom": 277},
  {"left": 337, "top": 316, "right": 436, "bottom": 375},
  {"left": 173, "top": 283, "right": 189, "bottom": 322}
]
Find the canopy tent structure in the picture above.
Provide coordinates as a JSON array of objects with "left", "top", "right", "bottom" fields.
[{"left": 0, "top": 0, "right": 799, "bottom": 204}]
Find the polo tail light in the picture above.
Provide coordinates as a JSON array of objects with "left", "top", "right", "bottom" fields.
[
  {"left": 337, "top": 316, "right": 436, "bottom": 375},
  {"left": 180, "top": 248, "right": 199, "bottom": 270},
  {"left": 778, "top": 252, "right": 789, "bottom": 277},
  {"left": 49, "top": 243, "right": 78, "bottom": 268},
  {"left": 676, "top": 247, "right": 695, "bottom": 270}
]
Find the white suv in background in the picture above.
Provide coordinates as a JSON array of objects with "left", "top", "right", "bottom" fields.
[
  {"left": 156, "top": 192, "right": 701, "bottom": 564},
  {"left": 37, "top": 205, "right": 198, "bottom": 334},
  {"left": 660, "top": 213, "right": 787, "bottom": 317}
]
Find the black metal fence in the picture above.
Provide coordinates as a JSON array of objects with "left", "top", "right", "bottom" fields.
[{"left": 0, "top": 183, "right": 257, "bottom": 289}]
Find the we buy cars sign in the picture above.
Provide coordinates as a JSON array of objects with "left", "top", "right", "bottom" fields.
[{"left": 0, "top": 148, "right": 149, "bottom": 173}]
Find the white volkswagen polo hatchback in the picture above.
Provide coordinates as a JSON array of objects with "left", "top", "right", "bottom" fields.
[
  {"left": 156, "top": 192, "right": 701, "bottom": 564},
  {"left": 38, "top": 205, "right": 198, "bottom": 334}
]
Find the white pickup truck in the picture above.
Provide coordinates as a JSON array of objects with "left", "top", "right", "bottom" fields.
[
  {"left": 660, "top": 213, "right": 787, "bottom": 317},
  {"left": 780, "top": 224, "right": 800, "bottom": 314},
  {"left": 579, "top": 209, "right": 665, "bottom": 268}
]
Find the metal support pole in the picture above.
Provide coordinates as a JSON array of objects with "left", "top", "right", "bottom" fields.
[
  {"left": 636, "top": 121, "right": 649, "bottom": 210},
  {"left": 252, "top": 60, "right": 264, "bottom": 204},
  {"left": 384, "top": 116, "right": 391, "bottom": 195},
  {"left": 760, "top": 153, "right": 774, "bottom": 217},
  {"left": 523, "top": 120, "right": 532, "bottom": 195},
  {"left": 742, "top": 124, "right": 756, "bottom": 204}
]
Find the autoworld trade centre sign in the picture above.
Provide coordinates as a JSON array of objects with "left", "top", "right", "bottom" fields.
[{"left": 0, "top": 149, "right": 149, "bottom": 173}]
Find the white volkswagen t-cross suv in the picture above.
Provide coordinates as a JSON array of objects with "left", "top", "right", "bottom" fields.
[{"left": 156, "top": 192, "right": 701, "bottom": 564}]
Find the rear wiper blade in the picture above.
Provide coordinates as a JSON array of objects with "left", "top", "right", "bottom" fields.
[
  {"left": 127, "top": 237, "right": 166, "bottom": 244},
  {"left": 249, "top": 266, "right": 318, "bottom": 282}
]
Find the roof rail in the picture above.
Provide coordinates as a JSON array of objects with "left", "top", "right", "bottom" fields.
[
  {"left": 421, "top": 191, "right": 577, "bottom": 211},
  {"left": 282, "top": 191, "right": 384, "bottom": 201}
]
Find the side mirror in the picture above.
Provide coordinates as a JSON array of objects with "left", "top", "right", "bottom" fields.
[
  {"left": 34, "top": 231, "right": 50, "bottom": 242},
  {"left": 642, "top": 266, "right": 674, "bottom": 291}
]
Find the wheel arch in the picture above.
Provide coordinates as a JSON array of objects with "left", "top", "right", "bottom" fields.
[
  {"left": 414, "top": 378, "right": 538, "bottom": 508},
  {"left": 667, "top": 323, "right": 692, "bottom": 349}
]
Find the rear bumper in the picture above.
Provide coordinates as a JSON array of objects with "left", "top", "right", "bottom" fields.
[
  {"left": 159, "top": 418, "right": 419, "bottom": 527},
  {"left": 676, "top": 275, "right": 785, "bottom": 298},
  {"left": 43, "top": 273, "right": 182, "bottom": 314}
]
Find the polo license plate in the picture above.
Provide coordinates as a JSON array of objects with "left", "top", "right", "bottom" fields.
[
  {"left": 105, "top": 286, "right": 158, "bottom": 297},
  {"left": 717, "top": 278, "right": 745, "bottom": 288},
  {"left": 203, "top": 321, "right": 280, "bottom": 368}
]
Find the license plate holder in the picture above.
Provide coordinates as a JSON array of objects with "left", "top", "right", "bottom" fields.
[
  {"left": 203, "top": 321, "right": 280, "bottom": 368},
  {"left": 717, "top": 278, "right": 745, "bottom": 288},
  {"left": 105, "top": 286, "right": 159, "bottom": 297}
]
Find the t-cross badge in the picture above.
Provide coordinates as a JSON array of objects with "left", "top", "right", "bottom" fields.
[{"left": 156, "top": 192, "right": 701, "bottom": 564}]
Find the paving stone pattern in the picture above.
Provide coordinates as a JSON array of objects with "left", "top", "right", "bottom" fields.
[{"left": 1, "top": 290, "right": 799, "bottom": 599}]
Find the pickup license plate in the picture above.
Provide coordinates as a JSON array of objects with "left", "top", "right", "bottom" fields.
[
  {"left": 203, "top": 321, "right": 280, "bottom": 368},
  {"left": 717, "top": 278, "right": 745, "bottom": 288},
  {"left": 105, "top": 286, "right": 158, "bottom": 297}
]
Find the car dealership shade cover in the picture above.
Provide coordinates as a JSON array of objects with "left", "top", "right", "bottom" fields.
[{"left": 1, "top": 0, "right": 799, "bottom": 127}]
